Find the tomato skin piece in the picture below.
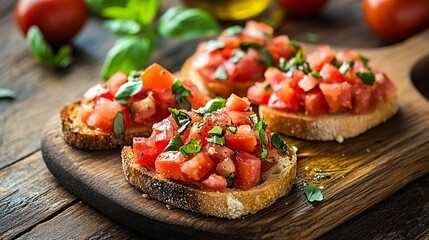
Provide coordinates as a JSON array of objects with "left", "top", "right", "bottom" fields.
[
  {"left": 234, "top": 152, "right": 261, "bottom": 190},
  {"left": 180, "top": 152, "right": 215, "bottom": 181},
  {"left": 225, "top": 125, "right": 257, "bottom": 152},
  {"left": 15, "top": 0, "right": 87, "bottom": 47},
  {"left": 140, "top": 63, "right": 175, "bottom": 90},
  {"left": 134, "top": 137, "right": 158, "bottom": 167},
  {"left": 202, "top": 174, "right": 227, "bottom": 192},
  {"left": 106, "top": 72, "right": 128, "bottom": 97},
  {"left": 155, "top": 151, "right": 191, "bottom": 181},
  {"left": 363, "top": 0, "right": 429, "bottom": 41},
  {"left": 226, "top": 94, "right": 250, "bottom": 111},
  {"left": 304, "top": 87, "right": 330, "bottom": 116}
]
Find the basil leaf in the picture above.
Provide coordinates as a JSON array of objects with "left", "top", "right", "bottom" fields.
[
  {"left": 51, "top": 45, "right": 72, "bottom": 69},
  {"left": 279, "top": 57, "right": 286, "bottom": 70},
  {"left": 85, "top": 0, "right": 126, "bottom": 14},
  {"left": 239, "top": 41, "right": 262, "bottom": 51},
  {"left": 254, "top": 118, "right": 268, "bottom": 158},
  {"left": 298, "top": 61, "right": 311, "bottom": 74},
  {"left": 129, "top": 103, "right": 135, "bottom": 117},
  {"left": 357, "top": 53, "right": 369, "bottom": 67},
  {"left": 249, "top": 114, "right": 258, "bottom": 125},
  {"left": 266, "top": 157, "right": 275, "bottom": 164},
  {"left": 168, "top": 108, "right": 191, "bottom": 134},
  {"left": 226, "top": 172, "right": 235, "bottom": 187},
  {"left": 271, "top": 132, "right": 288, "bottom": 155},
  {"left": 213, "top": 66, "right": 228, "bottom": 81},
  {"left": 179, "top": 138, "right": 202, "bottom": 157},
  {"left": 104, "top": 19, "right": 141, "bottom": 35},
  {"left": 0, "top": 88, "right": 17, "bottom": 99},
  {"left": 261, "top": 148, "right": 268, "bottom": 159},
  {"left": 339, "top": 60, "right": 355, "bottom": 74},
  {"left": 231, "top": 49, "right": 245, "bottom": 64},
  {"left": 127, "top": 0, "right": 159, "bottom": 26},
  {"left": 356, "top": 71, "right": 375, "bottom": 85},
  {"left": 224, "top": 25, "right": 243, "bottom": 36},
  {"left": 164, "top": 134, "right": 184, "bottom": 152},
  {"left": 115, "top": 80, "right": 143, "bottom": 104},
  {"left": 330, "top": 57, "right": 341, "bottom": 68},
  {"left": 172, "top": 81, "right": 193, "bottom": 110},
  {"left": 206, "top": 135, "right": 226, "bottom": 146},
  {"left": 254, "top": 118, "right": 267, "bottom": 131},
  {"left": 128, "top": 70, "right": 142, "bottom": 82},
  {"left": 310, "top": 70, "right": 322, "bottom": 79},
  {"left": 102, "top": 6, "right": 136, "bottom": 21},
  {"left": 101, "top": 34, "right": 154, "bottom": 80},
  {"left": 27, "top": 26, "right": 54, "bottom": 62},
  {"left": 208, "top": 126, "right": 223, "bottom": 135},
  {"left": 158, "top": 6, "right": 220, "bottom": 40},
  {"left": 304, "top": 184, "right": 324, "bottom": 202},
  {"left": 220, "top": 123, "right": 237, "bottom": 134},
  {"left": 194, "top": 97, "right": 227, "bottom": 116},
  {"left": 113, "top": 111, "right": 125, "bottom": 137},
  {"left": 205, "top": 39, "right": 225, "bottom": 52},
  {"left": 260, "top": 49, "right": 274, "bottom": 67},
  {"left": 264, "top": 83, "right": 272, "bottom": 92}
]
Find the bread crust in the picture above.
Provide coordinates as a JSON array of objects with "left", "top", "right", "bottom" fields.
[
  {"left": 122, "top": 146, "right": 297, "bottom": 219},
  {"left": 260, "top": 97, "right": 399, "bottom": 141},
  {"left": 61, "top": 102, "right": 151, "bottom": 150},
  {"left": 181, "top": 57, "right": 262, "bottom": 99}
]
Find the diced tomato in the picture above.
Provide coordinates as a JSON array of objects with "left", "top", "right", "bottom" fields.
[
  {"left": 307, "top": 46, "right": 336, "bottom": 71},
  {"left": 182, "top": 79, "right": 208, "bottom": 109},
  {"left": 234, "top": 152, "right": 261, "bottom": 190},
  {"left": 260, "top": 148, "right": 280, "bottom": 172},
  {"left": 155, "top": 151, "right": 190, "bottom": 181},
  {"left": 225, "top": 125, "right": 257, "bottom": 152},
  {"left": 180, "top": 152, "right": 215, "bottom": 181},
  {"left": 86, "top": 98, "right": 122, "bottom": 132},
  {"left": 226, "top": 110, "right": 252, "bottom": 125},
  {"left": 319, "top": 82, "right": 353, "bottom": 113},
  {"left": 234, "top": 48, "right": 266, "bottom": 82},
  {"left": 140, "top": 63, "right": 175, "bottom": 90},
  {"left": 265, "top": 67, "right": 287, "bottom": 91},
  {"left": 304, "top": 87, "right": 330, "bottom": 116},
  {"left": 134, "top": 137, "right": 158, "bottom": 167},
  {"left": 267, "top": 35, "right": 297, "bottom": 65},
  {"left": 205, "top": 143, "right": 234, "bottom": 163},
  {"left": 276, "top": 81, "right": 300, "bottom": 112},
  {"left": 81, "top": 84, "right": 106, "bottom": 103},
  {"left": 352, "top": 86, "right": 374, "bottom": 114},
  {"left": 226, "top": 94, "right": 250, "bottom": 111},
  {"left": 299, "top": 75, "right": 320, "bottom": 92},
  {"left": 243, "top": 20, "right": 273, "bottom": 39},
  {"left": 202, "top": 174, "right": 227, "bottom": 192},
  {"left": 152, "top": 117, "right": 177, "bottom": 135},
  {"left": 132, "top": 95, "right": 156, "bottom": 123},
  {"left": 247, "top": 80, "right": 272, "bottom": 104},
  {"left": 372, "top": 73, "right": 397, "bottom": 101},
  {"left": 268, "top": 93, "right": 289, "bottom": 110},
  {"left": 216, "top": 158, "right": 236, "bottom": 177},
  {"left": 336, "top": 50, "right": 359, "bottom": 63},
  {"left": 320, "top": 63, "right": 345, "bottom": 83},
  {"left": 106, "top": 72, "right": 128, "bottom": 96}
]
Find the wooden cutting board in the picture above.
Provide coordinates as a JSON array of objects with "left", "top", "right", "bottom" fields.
[{"left": 41, "top": 29, "right": 429, "bottom": 239}]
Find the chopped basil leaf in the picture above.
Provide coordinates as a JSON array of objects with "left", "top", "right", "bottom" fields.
[
  {"left": 357, "top": 53, "right": 369, "bottom": 67},
  {"left": 112, "top": 111, "right": 125, "bottom": 137},
  {"left": 206, "top": 39, "right": 225, "bottom": 52},
  {"left": 254, "top": 118, "right": 268, "bottom": 159},
  {"left": 164, "top": 134, "right": 184, "bottom": 152},
  {"left": 330, "top": 57, "right": 341, "bottom": 68},
  {"left": 261, "top": 148, "right": 268, "bottom": 159},
  {"left": 266, "top": 157, "right": 275, "bottom": 164},
  {"left": 233, "top": 150, "right": 239, "bottom": 156},
  {"left": 179, "top": 138, "right": 202, "bottom": 157},
  {"left": 224, "top": 25, "right": 243, "bottom": 36},
  {"left": 339, "top": 60, "right": 355, "bottom": 74},
  {"left": 271, "top": 132, "right": 288, "bottom": 155},
  {"left": 310, "top": 70, "right": 322, "bottom": 79},
  {"left": 231, "top": 49, "right": 246, "bottom": 64},
  {"left": 194, "top": 97, "right": 227, "bottom": 116},
  {"left": 239, "top": 41, "right": 262, "bottom": 51},
  {"left": 279, "top": 57, "right": 286, "bottom": 70},
  {"left": 128, "top": 70, "right": 142, "bottom": 82},
  {"left": 254, "top": 117, "right": 267, "bottom": 131},
  {"left": 115, "top": 79, "right": 143, "bottom": 104},
  {"left": 220, "top": 123, "right": 237, "bottom": 134},
  {"left": 260, "top": 49, "right": 274, "bottom": 67},
  {"left": 298, "top": 61, "right": 311, "bottom": 74},
  {"left": 249, "top": 114, "right": 258, "bottom": 125},
  {"left": 281, "top": 50, "right": 310, "bottom": 75},
  {"left": 356, "top": 71, "right": 375, "bottom": 85},
  {"left": 213, "top": 66, "right": 228, "bottom": 81},
  {"left": 304, "top": 184, "right": 324, "bottom": 202},
  {"left": 206, "top": 135, "right": 225, "bottom": 146},
  {"left": 289, "top": 40, "right": 301, "bottom": 49},
  {"left": 208, "top": 125, "right": 223, "bottom": 135},
  {"left": 172, "top": 80, "right": 193, "bottom": 110},
  {"left": 226, "top": 172, "right": 235, "bottom": 187},
  {"left": 197, "top": 119, "right": 206, "bottom": 128},
  {"left": 264, "top": 83, "right": 272, "bottom": 92},
  {"left": 129, "top": 103, "right": 135, "bottom": 117},
  {"left": 168, "top": 108, "right": 191, "bottom": 134}
]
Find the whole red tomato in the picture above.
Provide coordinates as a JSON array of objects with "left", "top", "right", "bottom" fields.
[
  {"left": 363, "top": 0, "right": 429, "bottom": 41},
  {"left": 277, "top": 0, "right": 330, "bottom": 17},
  {"left": 15, "top": 0, "right": 88, "bottom": 47}
]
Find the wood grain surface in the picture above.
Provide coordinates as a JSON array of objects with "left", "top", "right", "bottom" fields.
[
  {"left": 40, "top": 28, "right": 429, "bottom": 239},
  {"left": 2, "top": 0, "right": 429, "bottom": 239}
]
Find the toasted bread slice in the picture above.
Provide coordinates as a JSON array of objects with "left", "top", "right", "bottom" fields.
[
  {"left": 260, "top": 97, "right": 399, "bottom": 141},
  {"left": 61, "top": 102, "right": 151, "bottom": 150},
  {"left": 181, "top": 57, "right": 262, "bottom": 99},
  {"left": 121, "top": 146, "right": 297, "bottom": 219}
]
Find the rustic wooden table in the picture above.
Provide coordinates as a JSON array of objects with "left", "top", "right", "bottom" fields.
[{"left": 1, "top": 0, "right": 428, "bottom": 239}]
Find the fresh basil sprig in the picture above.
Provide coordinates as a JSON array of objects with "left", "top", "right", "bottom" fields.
[
  {"left": 168, "top": 108, "right": 191, "bottom": 134},
  {"left": 27, "top": 26, "right": 72, "bottom": 69},
  {"left": 172, "top": 81, "right": 193, "bottom": 110},
  {"left": 281, "top": 50, "right": 311, "bottom": 75},
  {"left": 164, "top": 134, "right": 184, "bottom": 152},
  {"left": 115, "top": 75, "right": 143, "bottom": 104},
  {"left": 304, "top": 184, "right": 324, "bottom": 202}
]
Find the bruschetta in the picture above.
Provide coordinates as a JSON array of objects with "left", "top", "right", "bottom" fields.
[
  {"left": 122, "top": 94, "right": 297, "bottom": 218},
  {"left": 247, "top": 47, "right": 398, "bottom": 141},
  {"left": 61, "top": 63, "right": 208, "bottom": 150},
  {"left": 182, "top": 21, "right": 300, "bottom": 98}
]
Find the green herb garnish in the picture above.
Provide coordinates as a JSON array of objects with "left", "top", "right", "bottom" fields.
[
  {"left": 115, "top": 77, "right": 143, "bottom": 104},
  {"left": 304, "top": 184, "right": 324, "bottom": 202},
  {"left": 224, "top": 25, "right": 243, "bottom": 36},
  {"left": 194, "top": 97, "right": 227, "bottom": 116},
  {"left": 129, "top": 103, "right": 135, "bottom": 117},
  {"left": 289, "top": 40, "right": 301, "bottom": 49},
  {"left": 172, "top": 81, "right": 193, "bottom": 110},
  {"left": 213, "top": 66, "right": 228, "bottom": 81},
  {"left": 168, "top": 108, "right": 191, "bottom": 134},
  {"left": 164, "top": 134, "right": 184, "bottom": 152},
  {"left": 239, "top": 41, "right": 262, "bottom": 51},
  {"left": 112, "top": 111, "right": 125, "bottom": 137},
  {"left": 271, "top": 132, "right": 288, "bottom": 155},
  {"left": 226, "top": 172, "right": 235, "bottom": 187},
  {"left": 339, "top": 60, "right": 355, "bottom": 74},
  {"left": 310, "top": 70, "right": 322, "bottom": 79},
  {"left": 266, "top": 157, "right": 275, "bottom": 163},
  {"left": 206, "top": 39, "right": 225, "bottom": 52},
  {"left": 254, "top": 118, "right": 268, "bottom": 159},
  {"left": 330, "top": 57, "right": 341, "bottom": 68},
  {"left": 179, "top": 138, "right": 202, "bottom": 157},
  {"left": 208, "top": 125, "right": 224, "bottom": 135},
  {"left": 264, "top": 83, "right": 272, "bottom": 92},
  {"left": 260, "top": 49, "right": 274, "bottom": 67},
  {"left": 249, "top": 114, "right": 258, "bottom": 125},
  {"left": 231, "top": 49, "right": 246, "bottom": 64},
  {"left": 206, "top": 135, "right": 226, "bottom": 146},
  {"left": 220, "top": 123, "right": 237, "bottom": 134},
  {"left": 357, "top": 53, "right": 369, "bottom": 67},
  {"left": 356, "top": 71, "right": 375, "bottom": 85}
]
